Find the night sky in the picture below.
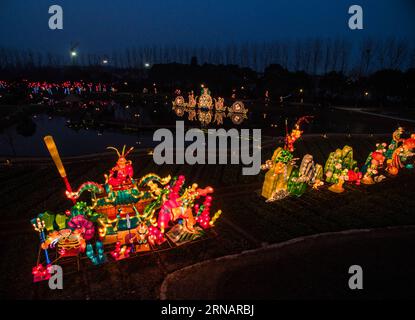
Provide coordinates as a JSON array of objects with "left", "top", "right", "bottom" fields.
[{"left": 0, "top": 0, "right": 414, "bottom": 54}]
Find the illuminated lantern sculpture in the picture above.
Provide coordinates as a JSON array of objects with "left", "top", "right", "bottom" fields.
[
  {"left": 228, "top": 112, "right": 247, "bottom": 125},
  {"left": 86, "top": 241, "right": 106, "bottom": 265},
  {"left": 42, "top": 229, "right": 86, "bottom": 257},
  {"left": 214, "top": 97, "right": 226, "bottom": 112},
  {"left": 110, "top": 242, "right": 131, "bottom": 261},
  {"left": 187, "top": 107, "right": 197, "bottom": 121},
  {"left": 261, "top": 147, "right": 296, "bottom": 201},
  {"left": 284, "top": 116, "right": 313, "bottom": 153},
  {"left": 214, "top": 111, "right": 226, "bottom": 125},
  {"left": 68, "top": 214, "right": 95, "bottom": 241},
  {"left": 173, "top": 105, "right": 185, "bottom": 117},
  {"left": 198, "top": 87, "right": 213, "bottom": 109},
  {"left": 32, "top": 217, "right": 51, "bottom": 265},
  {"left": 228, "top": 101, "right": 248, "bottom": 114},
  {"left": 173, "top": 96, "right": 185, "bottom": 108},
  {"left": 32, "top": 264, "right": 52, "bottom": 283},
  {"left": 261, "top": 116, "right": 314, "bottom": 201},
  {"left": 43, "top": 136, "right": 75, "bottom": 203},
  {"left": 188, "top": 91, "right": 197, "bottom": 108},
  {"left": 106, "top": 146, "right": 135, "bottom": 189},
  {"left": 385, "top": 127, "right": 405, "bottom": 160},
  {"left": 347, "top": 169, "right": 362, "bottom": 186},
  {"left": 32, "top": 137, "right": 222, "bottom": 275},
  {"left": 288, "top": 154, "right": 324, "bottom": 196},
  {"left": 361, "top": 143, "right": 387, "bottom": 184},
  {"left": 198, "top": 110, "right": 213, "bottom": 126},
  {"left": 324, "top": 145, "right": 358, "bottom": 193},
  {"left": 404, "top": 134, "right": 415, "bottom": 169},
  {"left": 386, "top": 137, "right": 415, "bottom": 176},
  {"left": 171, "top": 88, "right": 248, "bottom": 126}
]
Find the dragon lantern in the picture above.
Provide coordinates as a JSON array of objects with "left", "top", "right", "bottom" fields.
[{"left": 30, "top": 137, "right": 222, "bottom": 281}]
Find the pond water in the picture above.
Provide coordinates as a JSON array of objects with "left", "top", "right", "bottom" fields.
[{"left": 1, "top": 101, "right": 414, "bottom": 157}]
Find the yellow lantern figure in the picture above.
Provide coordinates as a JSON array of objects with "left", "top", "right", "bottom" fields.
[
  {"left": 44, "top": 136, "right": 66, "bottom": 178},
  {"left": 209, "top": 210, "right": 222, "bottom": 226},
  {"left": 43, "top": 136, "right": 75, "bottom": 203}
]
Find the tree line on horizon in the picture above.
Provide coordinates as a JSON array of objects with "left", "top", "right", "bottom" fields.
[{"left": 0, "top": 37, "right": 414, "bottom": 77}]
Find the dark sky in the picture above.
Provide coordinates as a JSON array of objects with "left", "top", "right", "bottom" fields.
[{"left": 1, "top": 0, "right": 414, "bottom": 54}]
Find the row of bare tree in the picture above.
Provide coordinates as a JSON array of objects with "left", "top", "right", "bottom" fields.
[{"left": 0, "top": 37, "right": 413, "bottom": 75}]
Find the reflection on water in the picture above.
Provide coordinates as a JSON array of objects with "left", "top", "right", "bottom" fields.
[
  {"left": 228, "top": 112, "right": 247, "bottom": 125},
  {"left": 173, "top": 106, "right": 249, "bottom": 127},
  {"left": 172, "top": 87, "right": 249, "bottom": 127},
  {"left": 198, "top": 109, "right": 213, "bottom": 126},
  {"left": 0, "top": 115, "right": 155, "bottom": 157},
  {"left": 16, "top": 116, "right": 37, "bottom": 137},
  {"left": 1, "top": 97, "right": 415, "bottom": 157},
  {"left": 214, "top": 112, "right": 225, "bottom": 125}
]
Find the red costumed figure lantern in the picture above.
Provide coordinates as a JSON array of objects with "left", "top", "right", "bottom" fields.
[{"left": 106, "top": 146, "right": 134, "bottom": 189}]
